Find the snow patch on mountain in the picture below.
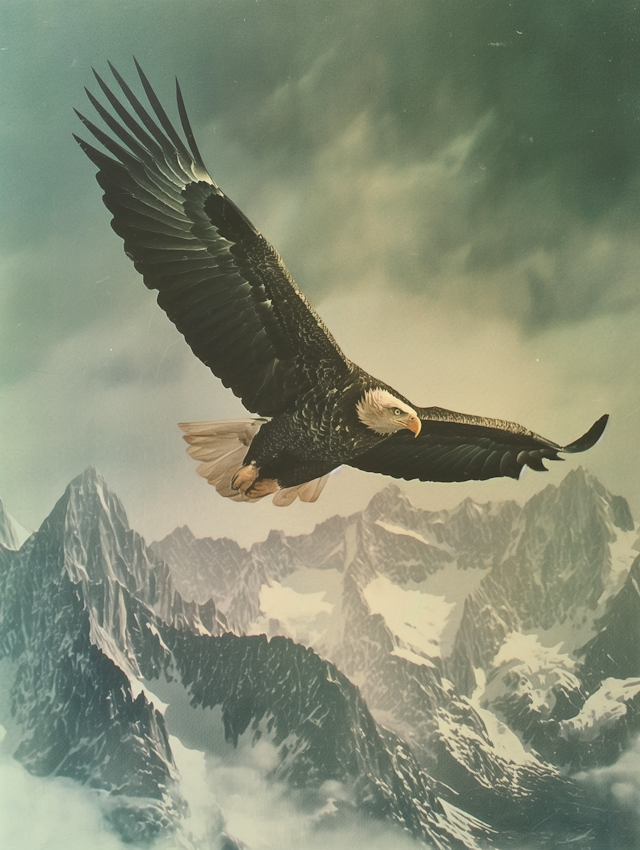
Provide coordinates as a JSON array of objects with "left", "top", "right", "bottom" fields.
[
  {"left": 434, "top": 709, "right": 519, "bottom": 785},
  {"left": 262, "top": 581, "right": 331, "bottom": 626},
  {"left": 88, "top": 617, "right": 142, "bottom": 683},
  {"left": 469, "top": 669, "right": 538, "bottom": 766},
  {"left": 0, "top": 499, "right": 30, "bottom": 551},
  {"left": 437, "top": 800, "right": 496, "bottom": 850},
  {"left": 482, "top": 632, "right": 581, "bottom": 718},
  {"left": 391, "top": 646, "right": 437, "bottom": 668},
  {"left": 494, "top": 632, "right": 577, "bottom": 676},
  {"left": 362, "top": 575, "right": 454, "bottom": 659},
  {"left": 246, "top": 571, "right": 341, "bottom": 647},
  {"left": 375, "top": 519, "right": 431, "bottom": 547},
  {"left": 165, "top": 736, "right": 225, "bottom": 847},
  {"left": 560, "top": 678, "right": 640, "bottom": 741},
  {"left": 414, "top": 562, "right": 491, "bottom": 656}
]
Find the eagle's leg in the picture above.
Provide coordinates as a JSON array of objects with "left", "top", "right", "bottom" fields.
[
  {"left": 231, "top": 461, "right": 259, "bottom": 493},
  {"left": 231, "top": 462, "right": 280, "bottom": 500}
]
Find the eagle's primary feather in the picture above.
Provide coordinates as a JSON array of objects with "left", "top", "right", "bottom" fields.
[{"left": 75, "top": 62, "right": 608, "bottom": 504}]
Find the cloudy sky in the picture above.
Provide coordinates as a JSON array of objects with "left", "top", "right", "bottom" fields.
[{"left": 1, "top": 0, "right": 639, "bottom": 547}]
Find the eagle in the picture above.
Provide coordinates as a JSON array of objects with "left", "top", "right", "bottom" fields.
[{"left": 74, "top": 62, "right": 607, "bottom": 506}]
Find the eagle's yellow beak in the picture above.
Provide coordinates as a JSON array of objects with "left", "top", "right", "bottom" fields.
[{"left": 405, "top": 414, "right": 421, "bottom": 437}]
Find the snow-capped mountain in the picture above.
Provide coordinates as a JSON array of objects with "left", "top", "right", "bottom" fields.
[
  {"left": 154, "top": 467, "right": 640, "bottom": 846},
  {"left": 0, "top": 469, "right": 232, "bottom": 845},
  {"left": 0, "top": 469, "right": 492, "bottom": 850},
  {"left": 0, "top": 497, "right": 30, "bottom": 550},
  {"left": 1, "top": 466, "right": 638, "bottom": 847},
  {"left": 450, "top": 468, "right": 636, "bottom": 691}
]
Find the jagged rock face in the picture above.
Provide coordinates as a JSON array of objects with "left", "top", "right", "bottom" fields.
[
  {"left": 0, "top": 478, "right": 187, "bottom": 844},
  {"left": 363, "top": 485, "right": 521, "bottom": 576},
  {"left": 448, "top": 468, "right": 637, "bottom": 695},
  {"left": 60, "top": 469, "right": 228, "bottom": 640},
  {"left": 537, "top": 555, "right": 640, "bottom": 771},
  {"left": 140, "top": 629, "right": 488, "bottom": 848},
  {"left": 497, "top": 470, "right": 624, "bottom": 626},
  {"left": 152, "top": 467, "right": 640, "bottom": 844},
  {"left": 151, "top": 514, "right": 351, "bottom": 632},
  {"left": 3, "top": 464, "right": 639, "bottom": 848},
  {"left": 0, "top": 468, "right": 492, "bottom": 850},
  {"left": 479, "top": 555, "right": 640, "bottom": 771},
  {"left": 154, "top": 481, "right": 524, "bottom": 789},
  {"left": 150, "top": 527, "right": 253, "bottom": 618},
  {"left": 579, "top": 556, "right": 640, "bottom": 689},
  {"left": 334, "top": 521, "right": 588, "bottom": 834}
]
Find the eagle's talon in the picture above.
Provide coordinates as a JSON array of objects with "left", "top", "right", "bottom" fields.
[{"left": 231, "top": 462, "right": 258, "bottom": 493}]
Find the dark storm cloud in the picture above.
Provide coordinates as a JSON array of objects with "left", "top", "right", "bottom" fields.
[
  {"left": 223, "top": 0, "right": 640, "bottom": 328},
  {"left": 2, "top": 0, "right": 639, "bottom": 391}
]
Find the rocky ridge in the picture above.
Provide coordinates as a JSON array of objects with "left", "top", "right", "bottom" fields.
[
  {"left": 0, "top": 469, "right": 490, "bottom": 849},
  {"left": 154, "top": 467, "right": 640, "bottom": 845}
]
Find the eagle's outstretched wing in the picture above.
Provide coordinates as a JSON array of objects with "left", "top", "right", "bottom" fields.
[
  {"left": 349, "top": 409, "right": 608, "bottom": 483},
  {"left": 74, "top": 61, "right": 350, "bottom": 417}
]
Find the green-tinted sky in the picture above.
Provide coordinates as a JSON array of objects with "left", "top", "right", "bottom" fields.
[{"left": 1, "top": 0, "right": 639, "bottom": 544}]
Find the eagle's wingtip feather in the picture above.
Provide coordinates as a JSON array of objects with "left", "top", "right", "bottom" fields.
[{"left": 562, "top": 414, "right": 609, "bottom": 454}]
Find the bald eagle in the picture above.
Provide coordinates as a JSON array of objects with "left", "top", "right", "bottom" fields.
[{"left": 74, "top": 62, "right": 607, "bottom": 506}]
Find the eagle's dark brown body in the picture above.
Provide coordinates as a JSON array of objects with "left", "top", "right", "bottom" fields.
[{"left": 75, "top": 62, "right": 607, "bottom": 505}]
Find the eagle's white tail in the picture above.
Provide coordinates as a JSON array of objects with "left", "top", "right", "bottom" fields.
[{"left": 178, "top": 419, "right": 329, "bottom": 506}]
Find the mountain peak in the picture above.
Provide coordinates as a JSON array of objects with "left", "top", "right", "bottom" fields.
[
  {"left": 559, "top": 465, "right": 598, "bottom": 489},
  {"left": 66, "top": 465, "right": 108, "bottom": 495},
  {"left": 63, "top": 466, "right": 125, "bottom": 520},
  {"left": 554, "top": 466, "right": 634, "bottom": 532},
  {"left": 154, "top": 524, "right": 196, "bottom": 549},
  {"left": 364, "top": 483, "right": 415, "bottom": 519},
  {"left": 453, "top": 496, "right": 484, "bottom": 516},
  {"left": 0, "top": 498, "right": 30, "bottom": 550},
  {"left": 32, "top": 467, "right": 228, "bottom": 637}
]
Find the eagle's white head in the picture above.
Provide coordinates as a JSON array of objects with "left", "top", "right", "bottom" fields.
[{"left": 356, "top": 388, "right": 422, "bottom": 437}]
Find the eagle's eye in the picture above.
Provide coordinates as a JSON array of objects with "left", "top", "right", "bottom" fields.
[{"left": 393, "top": 408, "right": 402, "bottom": 416}]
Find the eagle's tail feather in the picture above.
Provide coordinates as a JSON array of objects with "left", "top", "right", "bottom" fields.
[
  {"left": 177, "top": 419, "right": 328, "bottom": 506},
  {"left": 272, "top": 474, "right": 329, "bottom": 507},
  {"left": 178, "top": 419, "right": 263, "bottom": 502}
]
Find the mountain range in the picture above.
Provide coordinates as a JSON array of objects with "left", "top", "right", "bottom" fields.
[{"left": 1, "top": 467, "right": 639, "bottom": 848}]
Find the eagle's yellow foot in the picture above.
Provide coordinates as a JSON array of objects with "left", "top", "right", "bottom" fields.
[
  {"left": 231, "top": 462, "right": 259, "bottom": 494},
  {"left": 245, "top": 478, "right": 280, "bottom": 500},
  {"left": 231, "top": 464, "right": 279, "bottom": 499}
]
